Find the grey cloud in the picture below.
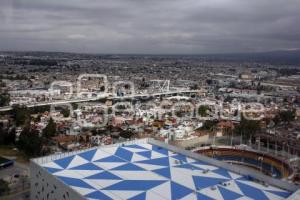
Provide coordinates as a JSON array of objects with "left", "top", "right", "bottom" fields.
[{"left": 0, "top": 0, "right": 299, "bottom": 54}]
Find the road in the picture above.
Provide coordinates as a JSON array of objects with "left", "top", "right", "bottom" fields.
[{"left": 0, "top": 90, "right": 199, "bottom": 112}]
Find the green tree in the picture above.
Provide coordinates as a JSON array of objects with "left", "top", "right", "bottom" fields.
[
  {"left": 234, "top": 117, "right": 261, "bottom": 139},
  {"left": 279, "top": 110, "right": 295, "bottom": 124},
  {"left": 29, "top": 105, "right": 50, "bottom": 114},
  {"left": 17, "top": 126, "right": 43, "bottom": 157},
  {"left": 42, "top": 118, "right": 57, "bottom": 138},
  {"left": 120, "top": 130, "right": 135, "bottom": 138},
  {"left": 201, "top": 120, "right": 218, "bottom": 131},
  {"left": 0, "top": 93, "right": 10, "bottom": 107},
  {"left": 71, "top": 103, "right": 78, "bottom": 110},
  {"left": 198, "top": 105, "right": 209, "bottom": 117},
  {"left": 0, "top": 125, "right": 16, "bottom": 145},
  {"left": 12, "top": 105, "right": 30, "bottom": 126},
  {"left": 61, "top": 108, "right": 70, "bottom": 118}
]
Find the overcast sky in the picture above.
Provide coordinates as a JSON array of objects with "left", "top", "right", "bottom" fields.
[{"left": 0, "top": 0, "right": 300, "bottom": 54}]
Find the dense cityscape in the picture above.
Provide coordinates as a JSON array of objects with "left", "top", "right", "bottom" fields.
[
  {"left": 1, "top": 0, "right": 300, "bottom": 200},
  {"left": 0, "top": 51, "right": 299, "bottom": 199}
]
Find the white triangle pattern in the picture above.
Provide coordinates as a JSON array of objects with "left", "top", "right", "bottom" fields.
[
  {"left": 131, "top": 153, "right": 149, "bottom": 162},
  {"left": 41, "top": 142, "right": 291, "bottom": 200},
  {"left": 148, "top": 181, "right": 171, "bottom": 199},
  {"left": 67, "top": 155, "right": 89, "bottom": 169},
  {"left": 42, "top": 161, "right": 64, "bottom": 169}
]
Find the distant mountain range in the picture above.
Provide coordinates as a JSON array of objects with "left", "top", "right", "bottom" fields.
[
  {"left": 1, "top": 49, "right": 300, "bottom": 65},
  {"left": 194, "top": 50, "right": 300, "bottom": 65}
]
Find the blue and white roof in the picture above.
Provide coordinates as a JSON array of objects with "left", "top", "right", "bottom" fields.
[{"left": 41, "top": 141, "right": 292, "bottom": 200}]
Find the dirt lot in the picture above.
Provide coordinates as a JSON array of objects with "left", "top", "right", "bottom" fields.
[{"left": 0, "top": 145, "right": 28, "bottom": 164}]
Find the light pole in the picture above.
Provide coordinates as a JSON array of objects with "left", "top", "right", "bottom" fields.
[
  {"left": 275, "top": 140, "right": 278, "bottom": 156},
  {"left": 258, "top": 156, "right": 264, "bottom": 172},
  {"left": 240, "top": 131, "right": 243, "bottom": 145},
  {"left": 230, "top": 129, "right": 233, "bottom": 146},
  {"left": 267, "top": 138, "right": 269, "bottom": 153}
]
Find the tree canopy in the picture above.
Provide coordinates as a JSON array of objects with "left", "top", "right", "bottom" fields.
[
  {"left": 17, "top": 126, "right": 43, "bottom": 157},
  {"left": 0, "top": 93, "right": 10, "bottom": 107},
  {"left": 198, "top": 105, "right": 209, "bottom": 117},
  {"left": 12, "top": 105, "right": 30, "bottom": 126},
  {"left": 42, "top": 117, "right": 57, "bottom": 138},
  {"left": 234, "top": 117, "right": 261, "bottom": 139},
  {"left": 201, "top": 120, "right": 218, "bottom": 131},
  {"left": 0, "top": 124, "right": 16, "bottom": 145},
  {"left": 279, "top": 110, "right": 295, "bottom": 124}
]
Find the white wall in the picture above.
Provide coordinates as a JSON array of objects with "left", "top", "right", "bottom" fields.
[{"left": 30, "top": 161, "right": 84, "bottom": 200}]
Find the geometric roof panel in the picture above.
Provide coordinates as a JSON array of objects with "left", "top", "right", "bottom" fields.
[{"left": 40, "top": 141, "right": 293, "bottom": 200}]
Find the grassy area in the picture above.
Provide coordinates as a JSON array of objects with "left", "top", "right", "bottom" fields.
[{"left": 0, "top": 145, "right": 29, "bottom": 164}]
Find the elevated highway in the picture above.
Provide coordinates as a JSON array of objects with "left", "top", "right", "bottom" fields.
[{"left": 0, "top": 90, "right": 200, "bottom": 112}]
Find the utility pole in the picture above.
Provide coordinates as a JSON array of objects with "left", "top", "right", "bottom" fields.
[
  {"left": 275, "top": 141, "right": 278, "bottom": 156},
  {"left": 230, "top": 129, "right": 233, "bottom": 146},
  {"left": 240, "top": 131, "right": 243, "bottom": 145}
]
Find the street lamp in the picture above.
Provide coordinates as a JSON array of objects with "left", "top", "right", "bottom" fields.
[{"left": 258, "top": 156, "right": 264, "bottom": 172}]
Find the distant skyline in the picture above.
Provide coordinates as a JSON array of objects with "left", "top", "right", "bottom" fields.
[{"left": 1, "top": 0, "right": 300, "bottom": 54}]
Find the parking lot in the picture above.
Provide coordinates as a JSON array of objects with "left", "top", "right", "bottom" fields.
[{"left": 0, "top": 157, "right": 30, "bottom": 200}]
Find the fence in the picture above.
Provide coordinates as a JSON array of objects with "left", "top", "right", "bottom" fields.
[{"left": 149, "top": 138, "right": 300, "bottom": 192}]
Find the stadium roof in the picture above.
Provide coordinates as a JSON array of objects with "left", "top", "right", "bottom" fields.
[{"left": 38, "top": 139, "right": 294, "bottom": 200}]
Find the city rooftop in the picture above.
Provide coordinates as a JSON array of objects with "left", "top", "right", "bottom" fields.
[{"left": 31, "top": 138, "right": 298, "bottom": 200}]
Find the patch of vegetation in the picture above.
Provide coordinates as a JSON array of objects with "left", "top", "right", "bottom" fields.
[
  {"left": 198, "top": 105, "right": 210, "bottom": 117},
  {"left": 201, "top": 120, "right": 218, "bottom": 131},
  {"left": 0, "top": 93, "right": 10, "bottom": 107},
  {"left": 42, "top": 117, "right": 57, "bottom": 138},
  {"left": 11, "top": 105, "right": 30, "bottom": 126},
  {"left": 234, "top": 117, "right": 261, "bottom": 139},
  {"left": 17, "top": 125, "right": 43, "bottom": 158}
]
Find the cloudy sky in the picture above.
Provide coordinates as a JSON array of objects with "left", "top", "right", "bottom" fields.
[{"left": 0, "top": 0, "right": 300, "bottom": 54}]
